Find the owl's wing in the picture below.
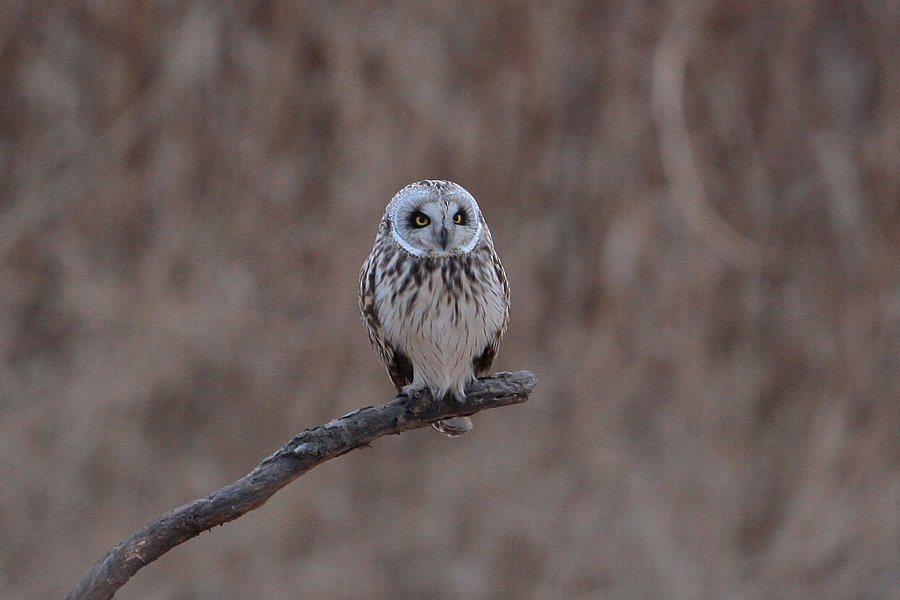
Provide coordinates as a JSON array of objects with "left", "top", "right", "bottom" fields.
[
  {"left": 472, "top": 343, "right": 498, "bottom": 377},
  {"left": 359, "top": 251, "right": 414, "bottom": 391},
  {"left": 473, "top": 243, "right": 511, "bottom": 377}
]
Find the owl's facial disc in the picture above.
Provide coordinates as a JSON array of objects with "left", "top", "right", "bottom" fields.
[{"left": 389, "top": 184, "right": 483, "bottom": 257}]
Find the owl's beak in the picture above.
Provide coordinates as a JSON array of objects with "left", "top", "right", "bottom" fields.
[{"left": 439, "top": 226, "right": 449, "bottom": 249}]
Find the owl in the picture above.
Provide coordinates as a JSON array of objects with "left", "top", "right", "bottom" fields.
[{"left": 359, "top": 180, "right": 510, "bottom": 436}]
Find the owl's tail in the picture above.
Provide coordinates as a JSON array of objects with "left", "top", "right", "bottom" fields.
[{"left": 432, "top": 416, "right": 473, "bottom": 437}]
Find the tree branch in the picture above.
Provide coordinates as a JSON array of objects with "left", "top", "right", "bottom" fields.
[{"left": 65, "top": 370, "right": 536, "bottom": 600}]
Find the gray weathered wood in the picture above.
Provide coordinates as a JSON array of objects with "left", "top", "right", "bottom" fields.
[{"left": 65, "top": 370, "right": 536, "bottom": 600}]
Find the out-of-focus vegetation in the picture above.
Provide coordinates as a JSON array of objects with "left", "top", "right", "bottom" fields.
[{"left": 1, "top": 2, "right": 897, "bottom": 598}]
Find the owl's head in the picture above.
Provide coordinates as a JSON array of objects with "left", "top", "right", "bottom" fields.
[{"left": 385, "top": 180, "right": 484, "bottom": 258}]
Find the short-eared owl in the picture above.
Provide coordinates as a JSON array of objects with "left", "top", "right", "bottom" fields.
[{"left": 359, "top": 180, "right": 510, "bottom": 436}]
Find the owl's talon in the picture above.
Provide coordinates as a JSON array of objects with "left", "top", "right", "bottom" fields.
[{"left": 433, "top": 416, "right": 474, "bottom": 436}]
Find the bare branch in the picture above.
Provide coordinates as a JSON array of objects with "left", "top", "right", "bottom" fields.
[{"left": 65, "top": 370, "right": 536, "bottom": 600}]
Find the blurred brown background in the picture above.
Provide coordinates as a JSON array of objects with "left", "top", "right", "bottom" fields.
[{"left": 1, "top": 1, "right": 898, "bottom": 599}]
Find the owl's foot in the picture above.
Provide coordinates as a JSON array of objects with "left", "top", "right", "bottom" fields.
[
  {"left": 432, "top": 390, "right": 473, "bottom": 436},
  {"left": 402, "top": 386, "right": 474, "bottom": 436},
  {"left": 432, "top": 416, "right": 473, "bottom": 437}
]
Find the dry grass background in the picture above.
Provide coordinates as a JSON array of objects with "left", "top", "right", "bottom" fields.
[{"left": 1, "top": 1, "right": 898, "bottom": 599}]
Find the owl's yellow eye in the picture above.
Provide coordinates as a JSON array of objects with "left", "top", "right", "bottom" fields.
[
  {"left": 453, "top": 211, "right": 467, "bottom": 225},
  {"left": 411, "top": 212, "right": 430, "bottom": 228}
]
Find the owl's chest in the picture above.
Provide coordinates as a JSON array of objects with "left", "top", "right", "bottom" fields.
[{"left": 377, "top": 258, "right": 503, "bottom": 352}]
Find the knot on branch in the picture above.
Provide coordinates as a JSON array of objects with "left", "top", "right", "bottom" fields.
[{"left": 404, "top": 388, "right": 433, "bottom": 416}]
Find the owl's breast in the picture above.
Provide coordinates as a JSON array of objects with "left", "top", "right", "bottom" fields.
[{"left": 376, "top": 253, "right": 507, "bottom": 396}]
